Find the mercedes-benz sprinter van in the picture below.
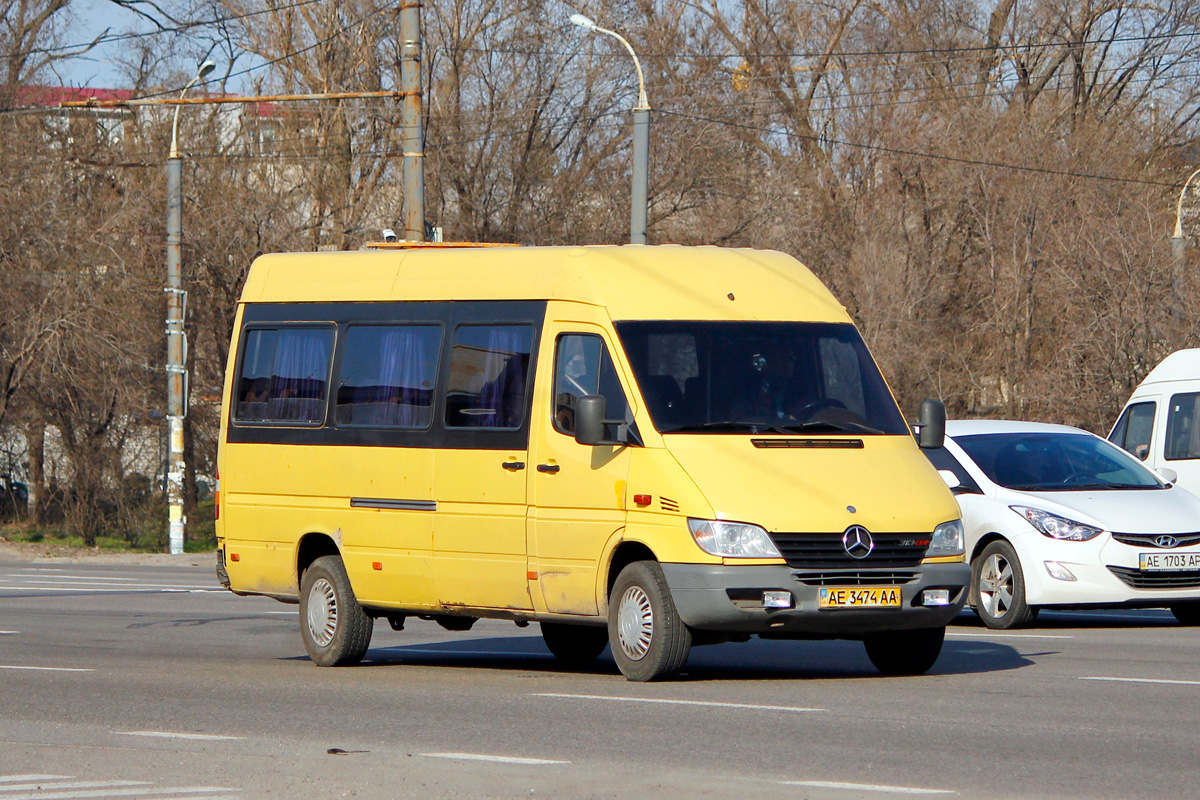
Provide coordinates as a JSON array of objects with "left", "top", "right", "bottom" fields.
[{"left": 216, "top": 244, "right": 969, "bottom": 680}]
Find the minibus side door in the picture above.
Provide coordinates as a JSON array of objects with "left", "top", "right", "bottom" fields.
[
  {"left": 432, "top": 318, "right": 538, "bottom": 611},
  {"left": 528, "top": 319, "right": 634, "bottom": 616}
]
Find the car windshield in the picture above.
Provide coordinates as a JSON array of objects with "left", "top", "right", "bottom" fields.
[
  {"left": 613, "top": 321, "right": 910, "bottom": 435},
  {"left": 954, "top": 432, "right": 1164, "bottom": 491}
]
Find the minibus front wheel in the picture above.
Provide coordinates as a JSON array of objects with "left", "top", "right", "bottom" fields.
[
  {"left": 608, "top": 561, "right": 692, "bottom": 681},
  {"left": 299, "top": 555, "right": 373, "bottom": 667}
]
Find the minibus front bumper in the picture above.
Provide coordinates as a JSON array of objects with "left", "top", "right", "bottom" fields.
[{"left": 661, "top": 562, "right": 971, "bottom": 636}]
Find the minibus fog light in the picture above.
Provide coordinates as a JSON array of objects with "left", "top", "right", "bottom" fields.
[
  {"left": 762, "top": 591, "right": 793, "bottom": 609},
  {"left": 1044, "top": 560, "right": 1078, "bottom": 581},
  {"left": 922, "top": 589, "right": 951, "bottom": 607},
  {"left": 687, "top": 519, "right": 783, "bottom": 558}
]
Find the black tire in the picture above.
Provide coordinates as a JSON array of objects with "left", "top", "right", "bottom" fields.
[
  {"left": 864, "top": 626, "right": 946, "bottom": 676},
  {"left": 972, "top": 540, "right": 1038, "bottom": 629},
  {"left": 1170, "top": 603, "right": 1200, "bottom": 626},
  {"left": 540, "top": 622, "right": 608, "bottom": 664},
  {"left": 608, "top": 561, "right": 692, "bottom": 681},
  {"left": 299, "top": 555, "right": 373, "bottom": 666}
]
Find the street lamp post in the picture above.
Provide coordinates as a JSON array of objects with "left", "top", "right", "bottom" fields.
[
  {"left": 166, "top": 60, "right": 215, "bottom": 556},
  {"left": 570, "top": 13, "right": 650, "bottom": 245},
  {"left": 1172, "top": 166, "right": 1200, "bottom": 265}
]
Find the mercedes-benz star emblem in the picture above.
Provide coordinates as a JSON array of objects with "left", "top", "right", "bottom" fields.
[
  {"left": 842, "top": 525, "right": 875, "bottom": 559},
  {"left": 1155, "top": 535, "right": 1180, "bottom": 549}
]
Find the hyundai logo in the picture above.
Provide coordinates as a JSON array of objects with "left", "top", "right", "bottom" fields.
[
  {"left": 843, "top": 525, "right": 875, "bottom": 559},
  {"left": 1154, "top": 535, "right": 1180, "bottom": 549}
]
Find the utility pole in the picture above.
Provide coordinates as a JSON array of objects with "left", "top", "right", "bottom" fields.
[
  {"left": 165, "top": 61, "right": 214, "bottom": 555},
  {"left": 400, "top": 1, "right": 425, "bottom": 242}
]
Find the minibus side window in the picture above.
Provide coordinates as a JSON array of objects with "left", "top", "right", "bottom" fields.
[
  {"left": 334, "top": 325, "right": 442, "bottom": 428},
  {"left": 234, "top": 326, "right": 334, "bottom": 424},
  {"left": 553, "top": 334, "right": 631, "bottom": 435},
  {"left": 1110, "top": 401, "right": 1155, "bottom": 460},
  {"left": 1165, "top": 394, "right": 1200, "bottom": 460},
  {"left": 445, "top": 324, "right": 534, "bottom": 429}
]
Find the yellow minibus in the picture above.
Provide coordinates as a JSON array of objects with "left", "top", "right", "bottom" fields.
[{"left": 216, "top": 244, "right": 969, "bottom": 680}]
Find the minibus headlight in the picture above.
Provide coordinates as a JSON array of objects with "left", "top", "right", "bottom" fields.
[
  {"left": 925, "top": 520, "right": 965, "bottom": 557},
  {"left": 1011, "top": 506, "right": 1103, "bottom": 541},
  {"left": 687, "top": 519, "right": 783, "bottom": 558}
]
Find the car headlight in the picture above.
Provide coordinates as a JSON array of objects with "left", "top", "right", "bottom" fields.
[
  {"left": 926, "top": 519, "right": 965, "bottom": 557},
  {"left": 1011, "top": 506, "right": 1103, "bottom": 541},
  {"left": 687, "top": 519, "right": 782, "bottom": 558}
]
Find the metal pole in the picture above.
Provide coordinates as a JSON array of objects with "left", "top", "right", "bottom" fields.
[
  {"left": 165, "top": 156, "right": 186, "bottom": 555},
  {"left": 631, "top": 108, "right": 649, "bottom": 245},
  {"left": 400, "top": 1, "right": 425, "bottom": 242}
]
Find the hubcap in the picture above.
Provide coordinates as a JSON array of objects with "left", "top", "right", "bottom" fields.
[
  {"left": 307, "top": 577, "right": 338, "bottom": 647},
  {"left": 978, "top": 554, "right": 1015, "bottom": 620},
  {"left": 616, "top": 585, "right": 654, "bottom": 661}
]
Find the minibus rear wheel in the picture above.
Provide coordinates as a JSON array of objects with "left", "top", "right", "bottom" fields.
[
  {"left": 863, "top": 626, "right": 945, "bottom": 676},
  {"left": 540, "top": 622, "right": 608, "bottom": 664},
  {"left": 608, "top": 561, "right": 692, "bottom": 681},
  {"left": 300, "top": 555, "right": 373, "bottom": 667}
]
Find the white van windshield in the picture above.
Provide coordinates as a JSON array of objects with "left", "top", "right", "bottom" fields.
[{"left": 614, "top": 321, "right": 910, "bottom": 435}]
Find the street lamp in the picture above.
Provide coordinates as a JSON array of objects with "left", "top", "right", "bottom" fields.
[
  {"left": 1172, "top": 166, "right": 1200, "bottom": 264},
  {"left": 570, "top": 13, "right": 650, "bottom": 245},
  {"left": 165, "top": 59, "right": 215, "bottom": 555}
]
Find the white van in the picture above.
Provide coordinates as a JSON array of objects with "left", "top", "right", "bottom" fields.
[{"left": 1108, "top": 349, "right": 1200, "bottom": 491}]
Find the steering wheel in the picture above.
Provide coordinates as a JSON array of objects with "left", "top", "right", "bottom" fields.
[{"left": 794, "top": 398, "right": 848, "bottom": 419}]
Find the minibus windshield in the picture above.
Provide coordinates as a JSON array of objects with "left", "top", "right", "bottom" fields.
[{"left": 614, "top": 321, "right": 910, "bottom": 435}]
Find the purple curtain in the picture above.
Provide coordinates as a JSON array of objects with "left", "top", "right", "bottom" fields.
[
  {"left": 377, "top": 328, "right": 430, "bottom": 427},
  {"left": 478, "top": 327, "right": 527, "bottom": 428},
  {"left": 269, "top": 329, "right": 331, "bottom": 421}
]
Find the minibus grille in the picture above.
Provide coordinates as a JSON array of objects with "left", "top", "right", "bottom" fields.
[
  {"left": 770, "top": 532, "right": 928, "bottom": 569},
  {"left": 794, "top": 570, "right": 918, "bottom": 586},
  {"left": 1108, "top": 566, "right": 1200, "bottom": 589},
  {"left": 1111, "top": 532, "right": 1200, "bottom": 549}
]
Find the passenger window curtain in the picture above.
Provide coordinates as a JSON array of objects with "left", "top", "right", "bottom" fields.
[{"left": 268, "top": 329, "right": 332, "bottom": 421}]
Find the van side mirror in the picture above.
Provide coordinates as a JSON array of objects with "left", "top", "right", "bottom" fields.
[
  {"left": 918, "top": 399, "right": 946, "bottom": 449},
  {"left": 574, "top": 395, "right": 640, "bottom": 446}
]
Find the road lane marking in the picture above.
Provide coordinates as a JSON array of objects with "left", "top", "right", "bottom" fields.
[
  {"left": 0, "top": 585, "right": 223, "bottom": 593},
  {"left": 947, "top": 632, "right": 1072, "bottom": 640},
  {"left": 421, "top": 753, "right": 569, "bottom": 765},
  {"left": 533, "top": 693, "right": 826, "bottom": 713},
  {"left": 0, "top": 787, "right": 234, "bottom": 800},
  {"left": 113, "top": 731, "right": 247, "bottom": 741},
  {"left": 15, "top": 575, "right": 138, "bottom": 581},
  {"left": 0, "top": 780, "right": 150, "bottom": 792},
  {"left": 782, "top": 780, "right": 955, "bottom": 794},
  {"left": 0, "top": 665, "right": 94, "bottom": 673},
  {"left": 0, "top": 631, "right": 17, "bottom": 635},
  {"left": 0, "top": 775, "right": 73, "bottom": 783},
  {"left": 382, "top": 648, "right": 546, "bottom": 657},
  {"left": 1080, "top": 676, "right": 1200, "bottom": 686}
]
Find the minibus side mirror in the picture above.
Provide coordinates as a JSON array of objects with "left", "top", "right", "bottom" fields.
[
  {"left": 575, "top": 395, "right": 640, "bottom": 447},
  {"left": 918, "top": 399, "right": 946, "bottom": 450}
]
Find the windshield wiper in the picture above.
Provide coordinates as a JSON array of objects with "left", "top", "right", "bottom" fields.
[
  {"left": 1063, "top": 482, "right": 1159, "bottom": 491},
  {"left": 662, "top": 420, "right": 797, "bottom": 434},
  {"left": 781, "top": 420, "right": 885, "bottom": 435}
]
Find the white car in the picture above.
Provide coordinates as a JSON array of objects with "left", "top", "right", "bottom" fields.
[{"left": 924, "top": 420, "right": 1200, "bottom": 629}]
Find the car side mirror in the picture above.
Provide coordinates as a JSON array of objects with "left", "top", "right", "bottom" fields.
[
  {"left": 574, "top": 395, "right": 640, "bottom": 447},
  {"left": 1157, "top": 467, "right": 1178, "bottom": 486},
  {"left": 937, "top": 469, "right": 961, "bottom": 490},
  {"left": 918, "top": 399, "right": 945, "bottom": 449}
]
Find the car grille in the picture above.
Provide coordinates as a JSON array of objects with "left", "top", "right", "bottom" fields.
[
  {"left": 1111, "top": 532, "right": 1200, "bottom": 549},
  {"left": 793, "top": 570, "right": 919, "bottom": 586},
  {"left": 769, "top": 532, "right": 930, "bottom": 569},
  {"left": 1108, "top": 566, "right": 1200, "bottom": 589}
]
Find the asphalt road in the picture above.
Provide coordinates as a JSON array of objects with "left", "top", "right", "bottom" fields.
[{"left": 0, "top": 556, "right": 1197, "bottom": 800}]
